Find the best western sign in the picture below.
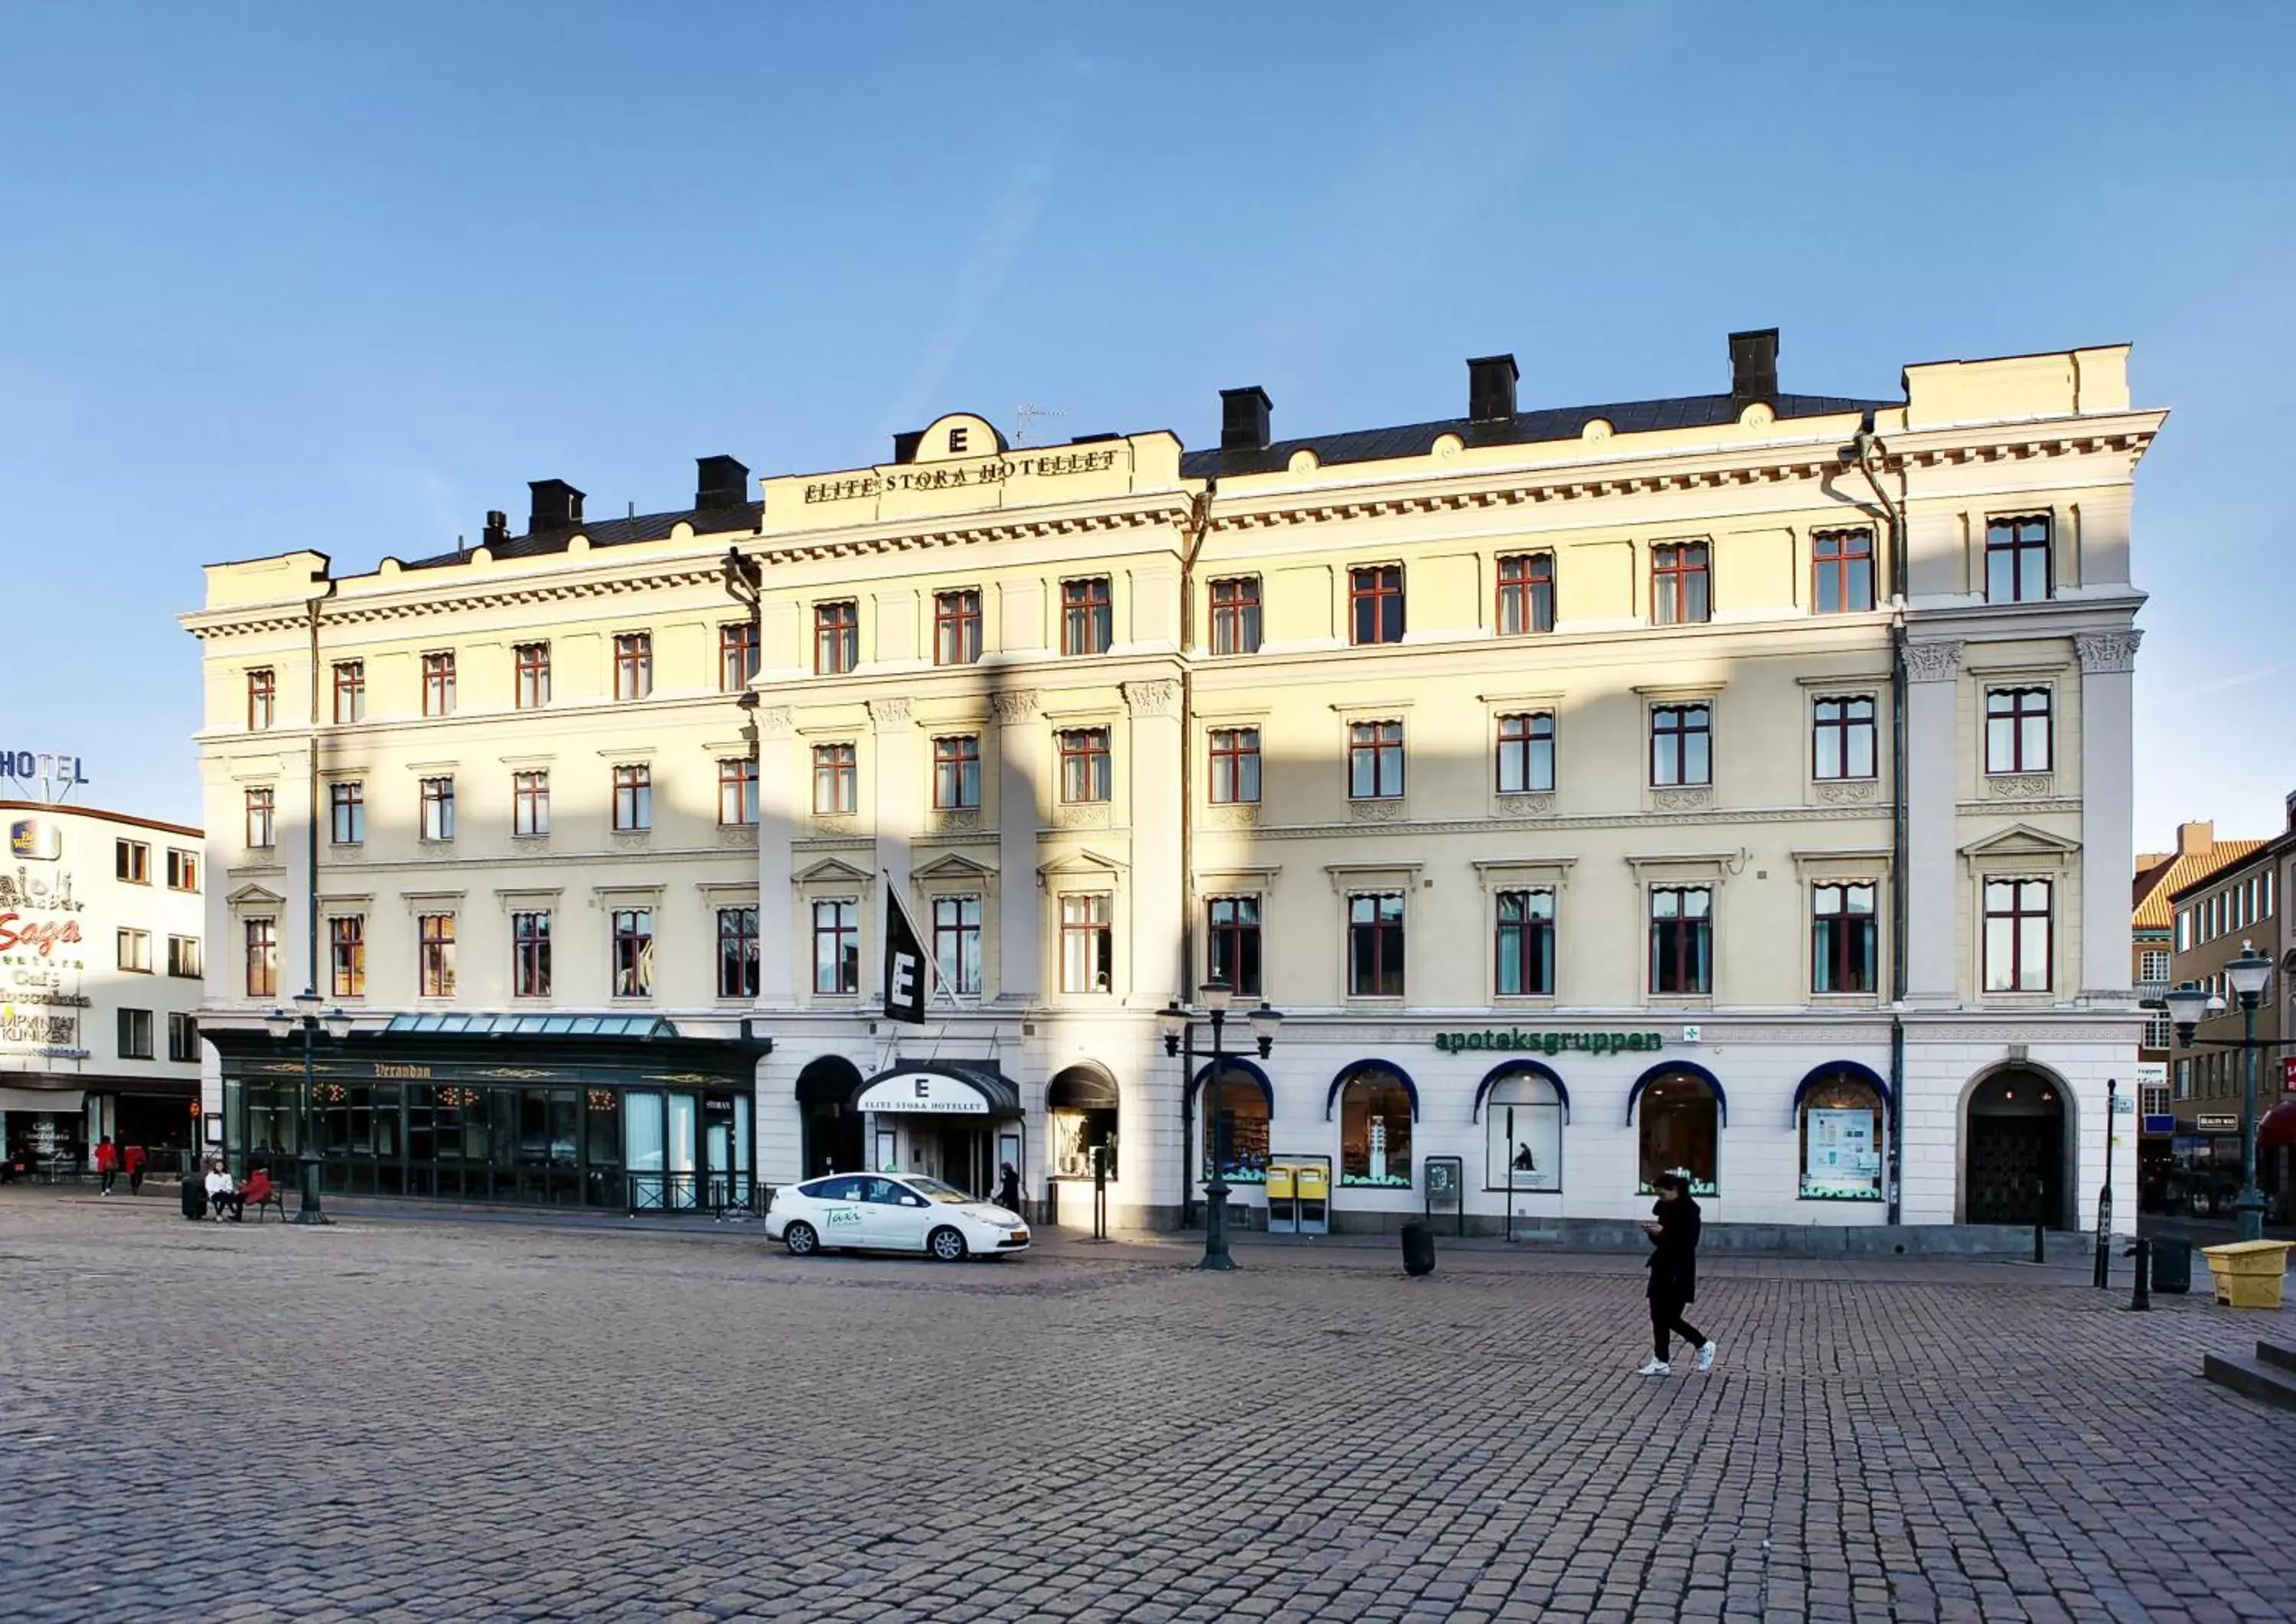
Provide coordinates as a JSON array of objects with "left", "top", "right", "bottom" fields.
[{"left": 1435, "top": 1029, "right": 1665, "bottom": 1056}]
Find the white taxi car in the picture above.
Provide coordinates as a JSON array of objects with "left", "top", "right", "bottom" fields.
[{"left": 766, "top": 1172, "right": 1030, "bottom": 1261}]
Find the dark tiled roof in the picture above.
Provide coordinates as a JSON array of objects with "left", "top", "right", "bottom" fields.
[
  {"left": 1178, "top": 391, "right": 1892, "bottom": 479},
  {"left": 405, "top": 502, "right": 763, "bottom": 570}
]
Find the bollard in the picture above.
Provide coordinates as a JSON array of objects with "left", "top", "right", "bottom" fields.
[
  {"left": 1401, "top": 1220, "right": 1435, "bottom": 1277},
  {"left": 2033, "top": 1179, "right": 2047, "bottom": 1265},
  {"left": 2127, "top": 1238, "right": 2152, "bottom": 1312}
]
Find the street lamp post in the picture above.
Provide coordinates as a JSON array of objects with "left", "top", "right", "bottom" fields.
[
  {"left": 264, "top": 990, "right": 354, "bottom": 1225},
  {"left": 1159, "top": 981, "right": 1281, "bottom": 1271},
  {"left": 2165, "top": 944, "right": 2286, "bottom": 1243}
]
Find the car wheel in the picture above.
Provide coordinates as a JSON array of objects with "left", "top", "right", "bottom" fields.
[
  {"left": 784, "top": 1221, "right": 820, "bottom": 1257},
  {"left": 928, "top": 1225, "right": 968, "bottom": 1262}
]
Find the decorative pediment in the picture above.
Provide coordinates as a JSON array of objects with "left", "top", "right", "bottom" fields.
[
  {"left": 226, "top": 882, "right": 285, "bottom": 907},
  {"left": 793, "top": 856, "right": 874, "bottom": 887},
  {"left": 1037, "top": 848, "right": 1128, "bottom": 883},
  {"left": 915, "top": 852, "right": 996, "bottom": 882},
  {"left": 1958, "top": 824, "right": 2080, "bottom": 861}
]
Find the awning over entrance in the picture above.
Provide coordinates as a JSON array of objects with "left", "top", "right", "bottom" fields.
[
  {"left": 855, "top": 1063, "right": 1020, "bottom": 1118},
  {"left": 0, "top": 1087, "right": 83, "bottom": 1114},
  {"left": 2259, "top": 1100, "right": 2296, "bottom": 1152}
]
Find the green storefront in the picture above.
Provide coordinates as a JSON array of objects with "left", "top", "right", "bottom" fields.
[{"left": 207, "top": 1014, "right": 771, "bottom": 1212}]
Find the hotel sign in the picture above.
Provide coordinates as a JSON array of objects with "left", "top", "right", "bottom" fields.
[
  {"left": 1435, "top": 1029, "right": 1665, "bottom": 1056},
  {"left": 804, "top": 447, "right": 1123, "bottom": 504},
  {"left": 856, "top": 1071, "right": 990, "bottom": 1115}
]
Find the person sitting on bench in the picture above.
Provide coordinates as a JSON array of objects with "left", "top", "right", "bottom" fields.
[
  {"left": 240, "top": 1166, "right": 276, "bottom": 1218},
  {"left": 204, "top": 1159, "right": 244, "bottom": 1221}
]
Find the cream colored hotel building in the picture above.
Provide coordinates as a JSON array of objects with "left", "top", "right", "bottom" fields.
[{"left": 184, "top": 333, "right": 2159, "bottom": 1241}]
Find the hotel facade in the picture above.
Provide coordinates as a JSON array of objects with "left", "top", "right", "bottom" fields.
[{"left": 184, "top": 334, "right": 2159, "bottom": 1239}]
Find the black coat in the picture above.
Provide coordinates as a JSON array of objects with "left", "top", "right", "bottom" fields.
[{"left": 1645, "top": 1196, "right": 1701, "bottom": 1303}]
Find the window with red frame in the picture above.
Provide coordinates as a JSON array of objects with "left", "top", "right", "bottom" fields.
[
  {"left": 1062, "top": 579, "right": 1113, "bottom": 656},
  {"left": 1983, "top": 879, "right": 2052, "bottom": 992},
  {"left": 1349, "top": 566, "right": 1404, "bottom": 645},
  {"left": 1651, "top": 543, "right": 1710, "bottom": 625},
  {"left": 1812, "top": 529, "right": 1875, "bottom": 614},
  {"left": 1495, "top": 553, "right": 1555, "bottom": 635},
  {"left": 814, "top": 602, "right": 858, "bottom": 674},
  {"left": 1209, "top": 576, "right": 1263, "bottom": 655},
  {"left": 1985, "top": 689, "right": 2052, "bottom": 774}
]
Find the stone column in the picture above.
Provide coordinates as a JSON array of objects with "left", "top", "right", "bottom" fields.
[
  {"left": 2076, "top": 630, "right": 2142, "bottom": 999},
  {"left": 1124, "top": 679, "right": 1184, "bottom": 1009},
  {"left": 1903, "top": 640, "right": 1962, "bottom": 1006},
  {"left": 754, "top": 706, "right": 797, "bottom": 1008},
  {"left": 993, "top": 690, "right": 1042, "bottom": 1003}
]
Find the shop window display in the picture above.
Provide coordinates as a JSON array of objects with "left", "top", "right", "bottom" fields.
[
  {"left": 1338, "top": 1066, "right": 1414, "bottom": 1188},
  {"left": 1202, "top": 1072, "right": 1269, "bottom": 1185},
  {"left": 1798, "top": 1071, "right": 1885, "bottom": 1201},
  {"left": 1636, "top": 1069, "right": 1718, "bottom": 1196},
  {"left": 1482, "top": 1074, "right": 1563, "bottom": 1192}
]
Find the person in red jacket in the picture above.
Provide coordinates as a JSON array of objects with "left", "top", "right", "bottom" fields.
[
  {"left": 94, "top": 1136, "right": 119, "bottom": 1195},
  {"left": 123, "top": 1143, "right": 147, "bottom": 1195},
  {"left": 237, "top": 1166, "right": 274, "bottom": 1219}
]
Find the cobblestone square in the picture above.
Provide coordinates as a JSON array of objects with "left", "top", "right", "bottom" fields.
[{"left": 5, "top": 1192, "right": 2293, "bottom": 1623}]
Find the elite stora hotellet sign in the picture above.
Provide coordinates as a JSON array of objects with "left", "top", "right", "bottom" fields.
[{"left": 1433, "top": 1029, "right": 1668, "bottom": 1056}]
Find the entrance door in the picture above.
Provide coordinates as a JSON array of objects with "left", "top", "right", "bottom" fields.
[
  {"left": 704, "top": 1114, "right": 734, "bottom": 1208},
  {"left": 1965, "top": 1070, "right": 2067, "bottom": 1227}
]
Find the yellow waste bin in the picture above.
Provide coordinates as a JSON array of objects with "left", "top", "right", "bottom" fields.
[{"left": 2200, "top": 1240, "right": 2296, "bottom": 1309}]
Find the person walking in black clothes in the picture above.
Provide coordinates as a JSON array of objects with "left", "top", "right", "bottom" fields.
[
  {"left": 994, "top": 1161, "right": 1022, "bottom": 1217},
  {"left": 1639, "top": 1171, "right": 1714, "bottom": 1376}
]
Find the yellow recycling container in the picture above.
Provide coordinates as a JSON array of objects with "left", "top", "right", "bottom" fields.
[
  {"left": 1264, "top": 1164, "right": 1296, "bottom": 1201},
  {"left": 2200, "top": 1240, "right": 2295, "bottom": 1309}
]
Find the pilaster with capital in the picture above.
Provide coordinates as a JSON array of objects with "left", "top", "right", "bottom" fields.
[
  {"left": 1903, "top": 639, "right": 1962, "bottom": 1003},
  {"left": 754, "top": 708, "right": 797, "bottom": 1007},
  {"left": 2079, "top": 628, "right": 2141, "bottom": 996},
  {"left": 994, "top": 689, "right": 1044, "bottom": 1000},
  {"left": 870, "top": 698, "right": 918, "bottom": 909},
  {"left": 1125, "top": 677, "right": 1185, "bottom": 1006}
]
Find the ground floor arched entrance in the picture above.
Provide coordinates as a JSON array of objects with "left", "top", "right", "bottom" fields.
[
  {"left": 796, "top": 1055, "right": 866, "bottom": 1179},
  {"left": 1965, "top": 1067, "right": 2069, "bottom": 1228}
]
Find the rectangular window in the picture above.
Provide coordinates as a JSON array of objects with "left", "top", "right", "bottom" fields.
[
  {"left": 168, "top": 1012, "right": 201, "bottom": 1064},
  {"left": 1650, "top": 703, "right": 1712, "bottom": 787},
  {"left": 330, "top": 916, "right": 365, "bottom": 998},
  {"left": 419, "top": 775, "right": 456, "bottom": 841},
  {"left": 1348, "top": 720, "right": 1405, "bottom": 800},
  {"left": 1349, "top": 565, "right": 1405, "bottom": 646},
  {"left": 245, "top": 918, "right": 277, "bottom": 999},
  {"left": 512, "top": 911, "right": 550, "bottom": 999},
  {"left": 1062, "top": 579, "right": 1114, "bottom": 657},
  {"left": 1811, "top": 882, "right": 1878, "bottom": 994},
  {"left": 117, "top": 1007, "right": 153, "bottom": 1060},
  {"left": 614, "top": 633, "right": 654, "bottom": 700},
  {"left": 512, "top": 770, "right": 550, "bottom": 836},
  {"left": 166, "top": 935, "right": 201, "bottom": 978},
  {"left": 2140, "top": 948, "right": 2170, "bottom": 983},
  {"left": 514, "top": 642, "right": 551, "bottom": 709},
  {"left": 2142, "top": 1012, "right": 2173, "bottom": 1050},
  {"left": 329, "top": 781, "right": 365, "bottom": 843},
  {"left": 421, "top": 651, "right": 456, "bottom": 716},
  {"left": 1812, "top": 529, "right": 1877, "bottom": 614},
  {"left": 1495, "top": 889, "right": 1556, "bottom": 996},
  {"left": 118, "top": 928, "right": 152, "bottom": 973},
  {"left": 1649, "top": 887, "right": 1713, "bottom": 996},
  {"left": 245, "top": 787, "right": 276, "bottom": 850},
  {"left": 612, "top": 909, "right": 654, "bottom": 997},
  {"left": 1495, "top": 553, "right": 1556, "bottom": 635},
  {"left": 418, "top": 914, "right": 456, "bottom": 997},
  {"left": 718, "top": 758, "right": 759, "bottom": 826},
  {"left": 2176, "top": 1058, "right": 2192, "bottom": 1099},
  {"left": 1812, "top": 696, "right": 1877, "bottom": 781},
  {"left": 116, "top": 840, "right": 149, "bottom": 883},
  {"left": 166, "top": 849, "right": 199, "bottom": 892},
  {"left": 1983, "top": 878, "right": 2052, "bottom": 993},
  {"left": 246, "top": 667, "right": 276, "bottom": 731},
  {"left": 1985, "top": 689, "right": 2052, "bottom": 774},
  {"left": 1207, "top": 727, "right": 1262, "bottom": 805},
  {"left": 2177, "top": 910, "right": 2192, "bottom": 952},
  {"left": 332, "top": 660, "right": 365, "bottom": 723},
  {"left": 812, "top": 743, "right": 856, "bottom": 816},
  {"left": 717, "top": 907, "right": 760, "bottom": 999},
  {"left": 1985, "top": 515, "right": 2051, "bottom": 603},
  {"left": 719, "top": 622, "right": 759, "bottom": 692},
  {"left": 934, "top": 895, "right": 983, "bottom": 996},
  {"left": 813, "top": 899, "right": 859, "bottom": 994},
  {"left": 1651, "top": 542, "right": 1711, "bottom": 625},
  {"left": 1348, "top": 893, "right": 1406, "bottom": 998},
  {"left": 1058, "top": 728, "right": 1112, "bottom": 804},
  {"left": 932, "top": 735, "right": 981, "bottom": 810},
  {"left": 1495, "top": 713, "right": 1555, "bottom": 795},
  {"left": 1058, "top": 894, "right": 1114, "bottom": 993},
  {"left": 612, "top": 765, "right": 652, "bottom": 832},
  {"left": 933, "top": 590, "right": 983, "bottom": 666},
  {"left": 1206, "top": 895, "right": 1263, "bottom": 998},
  {"left": 814, "top": 601, "right": 859, "bottom": 674},
  {"left": 1209, "top": 577, "right": 1264, "bottom": 656}
]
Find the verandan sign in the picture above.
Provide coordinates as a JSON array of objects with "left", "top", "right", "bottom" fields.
[{"left": 1435, "top": 1029, "right": 1665, "bottom": 1057}]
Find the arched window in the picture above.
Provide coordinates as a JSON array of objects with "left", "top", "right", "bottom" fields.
[
  {"left": 1482, "top": 1071, "right": 1563, "bottom": 1192},
  {"left": 1202, "top": 1068, "right": 1270, "bottom": 1185},
  {"left": 1797, "top": 1066, "right": 1886, "bottom": 1202},
  {"left": 1337, "top": 1065, "right": 1414, "bottom": 1188},
  {"left": 1636, "top": 1068, "right": 1718, "bottom": 1195},
  {"left": 1048, "top": 1065, "right": 1119, "bottom": 1182}
]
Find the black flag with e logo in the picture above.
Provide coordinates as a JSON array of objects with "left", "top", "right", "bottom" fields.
[{"left": 882, "top": 886, "right": 928, "bottom": 1026}]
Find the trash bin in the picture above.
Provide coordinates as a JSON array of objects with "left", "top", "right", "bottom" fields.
[
  {"left": 1401, "top": 1220, "right": 1435, "bottom": 1277},
  {"left": 2200, "top": 1240, "right": 2296, "bottom": 1309},
  {"left": 2150, "top": 1236, "right": 2193, "bottom": 1295},
  {"left": 180, "top": 1176, "right": 207, "bottom": 1221}
]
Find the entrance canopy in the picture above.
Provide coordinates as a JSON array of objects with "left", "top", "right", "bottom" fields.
[
  {"left": 855, "top": 1063, "right": 1020, "bottom": 1118},
  {"left": 0, "top": 1086, "right": 83, "bottom": 1114},
  {"left": 2260, "top": 1100, "right": 2296, "bottom": 1152}
]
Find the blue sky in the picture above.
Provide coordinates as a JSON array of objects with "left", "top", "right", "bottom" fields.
[{"left": 2, "top": 2, "right": 2291, "bottom": 847}]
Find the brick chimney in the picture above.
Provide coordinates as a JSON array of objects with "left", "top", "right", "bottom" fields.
[{"left": 2177, "top": 820, "right": 2216, "bottom": 856}]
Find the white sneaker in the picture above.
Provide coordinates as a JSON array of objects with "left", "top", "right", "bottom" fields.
[
  {"left": 1636, "top": 1358, "right": 1671, "bottom": 1377},
  {"left": 1696, "top": 1341, "right": 1717, "bottom": 1371}
]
